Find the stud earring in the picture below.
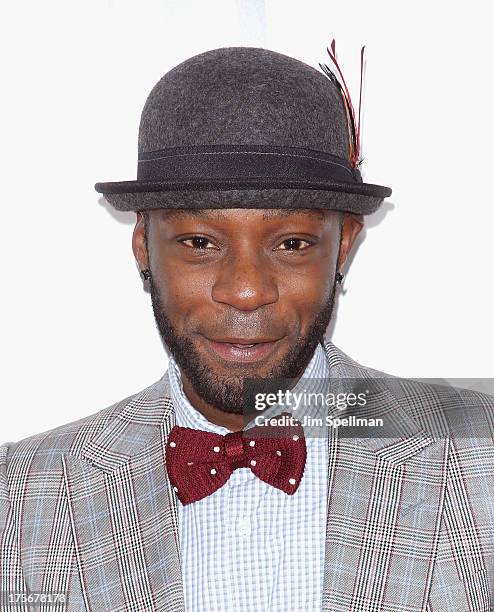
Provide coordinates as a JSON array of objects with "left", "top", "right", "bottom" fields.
[
  {"left": 335, "top": 272, "right": 344, "bottom": 284},
  {"left": 141, "top": 268, "right": 152, "bottom": 281}
]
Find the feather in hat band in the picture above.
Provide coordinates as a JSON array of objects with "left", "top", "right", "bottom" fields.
[{"left": 319, "top": 39, "right": 365, "bottom": 170}]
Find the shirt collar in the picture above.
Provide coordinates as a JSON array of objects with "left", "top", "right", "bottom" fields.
[{"left": 168, "top": 341, "right": 331, "bottom": 444}]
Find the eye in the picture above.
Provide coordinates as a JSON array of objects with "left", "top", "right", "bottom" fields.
[
  {"left": 275, "top": 238, "right": 313, "bottom": 251},
  {"left": 179, "top": 236, "right": 218, "bottom": 250}
]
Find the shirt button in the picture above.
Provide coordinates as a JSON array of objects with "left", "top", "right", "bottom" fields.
[{"left": 236, "top": 516, "right": 251, "bottom": 537}]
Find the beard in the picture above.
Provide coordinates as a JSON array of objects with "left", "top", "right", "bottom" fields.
[{"left": 149, "top": 277, "right": 337, "bottom": 416}]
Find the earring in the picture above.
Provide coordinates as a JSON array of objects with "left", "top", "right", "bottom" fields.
[
  {"left": 335, "top": 272, "right": 344, "bottom": 284},
  {"left": 141, "top": 268, "right": 152, "bottom": 281}
]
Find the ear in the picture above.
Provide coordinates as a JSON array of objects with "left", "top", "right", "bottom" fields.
[
  {"left": 132, "top": 211, "right": 149, "bottom": 270},
  {"left": 337, "top": 213, "right": 364, "bottom": 271}
]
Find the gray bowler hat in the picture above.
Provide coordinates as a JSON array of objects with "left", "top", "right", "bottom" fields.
[{"left": 95, "top": 46, "right": 392, "bottom": 214}]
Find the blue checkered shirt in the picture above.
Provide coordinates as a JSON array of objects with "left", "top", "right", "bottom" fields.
[{"left": 167, "top": 342, "right": 330, "bottom": 611}]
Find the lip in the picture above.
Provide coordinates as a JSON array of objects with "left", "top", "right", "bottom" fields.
[
  {"left": 202, "top": 336, "right": 283, "bottom": 364},
  {"left": 208, "top": 336, "right": 281, "bottom": 344}
]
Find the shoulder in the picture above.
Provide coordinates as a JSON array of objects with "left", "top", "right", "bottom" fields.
[
  {"left": 323, "top": 341, "right": 494, "bottom": 445},
  {"left": 0, "top": 371, "right": 171, "bottom": 483}
]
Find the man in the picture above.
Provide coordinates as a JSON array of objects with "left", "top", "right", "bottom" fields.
[{"left": 1, "top": 46, "right": 493, "bottom": 612}]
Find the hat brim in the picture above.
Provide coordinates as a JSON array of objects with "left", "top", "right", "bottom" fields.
[{"left": 94, "top": 177, "right": 392, "bottom": 216}]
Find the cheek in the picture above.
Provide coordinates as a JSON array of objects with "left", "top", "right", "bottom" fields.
[
  {"left": 154, "top": 261, "right": 215, "bottom": 317},
  {"left": 282, "top": 277, "right": 332, "bottom": 327},
  {"left": 278, "top": 257, "right": 334, "bottom": 307}
]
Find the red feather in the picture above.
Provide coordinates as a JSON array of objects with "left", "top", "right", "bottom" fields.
[{"left": 318, "top": 39, "right": 365, "bottom": 170}]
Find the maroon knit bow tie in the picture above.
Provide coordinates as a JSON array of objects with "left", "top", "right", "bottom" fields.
[{"left": 165, "top": 412, "right": 307, "bottom": 505}]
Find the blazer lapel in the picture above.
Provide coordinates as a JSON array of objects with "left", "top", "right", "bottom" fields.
[
  {"left": 322, "top": 342, "right": 448, "bottom": 611},
  {"left": 62, "top": 375, "right": 185, "bottom": 612}
]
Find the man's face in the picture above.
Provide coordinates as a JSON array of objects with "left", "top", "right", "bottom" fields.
[{"left": 133, "top": 208, "right": 362, "bottom": 415}]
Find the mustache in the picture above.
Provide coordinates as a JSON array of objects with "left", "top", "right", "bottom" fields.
[{"left": 193, "top": 311, "right": 288, "bottom": 339}]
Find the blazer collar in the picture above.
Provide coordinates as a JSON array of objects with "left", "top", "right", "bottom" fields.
[{"left": 76, "top": 340, "right": 434, "bottom": 475}]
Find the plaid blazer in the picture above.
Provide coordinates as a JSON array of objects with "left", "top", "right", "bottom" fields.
[{"left": 1, "top": 341, "right": 493, "bottom": 612}]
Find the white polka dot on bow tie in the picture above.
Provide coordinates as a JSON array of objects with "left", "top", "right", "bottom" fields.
[
  {"left": 170, "top": 441, "right": 176, "bottom": 447},
  {"left": 213, "top": 446, "right": 220, "bottom": 452},
  {"left": 292, "top": 435, "right": 299, "bottom": 441},
  {"left": 250, "top": 460, "right": 256, "bottom": 466},
  {"left": 289, "top": 478, "right": 296, "bottom": 485},
  {"left": 276, "top": 450, "right": 282, "bottom": 456},
  {"left": 249, "top": 440, "right": 255, "bottom": 447},
  {"left": 210, "top": 468, "right": 217, "bottom": 475}
]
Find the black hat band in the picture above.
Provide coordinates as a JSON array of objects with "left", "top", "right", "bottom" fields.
[{"left": 136, "top": 144, "right": 363, "bottom": 184}]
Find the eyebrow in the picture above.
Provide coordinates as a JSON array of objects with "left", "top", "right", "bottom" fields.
[{"left": 160, "top": 208, "right": 330, "bottom": 221}]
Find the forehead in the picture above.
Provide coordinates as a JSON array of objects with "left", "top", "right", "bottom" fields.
[{"left": 153, "top": 208, "right": 336, "bottom": 222}]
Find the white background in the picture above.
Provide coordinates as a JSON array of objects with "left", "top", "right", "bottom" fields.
[{"left": 1, "top": 0, "right": 492, "bottom": 443}]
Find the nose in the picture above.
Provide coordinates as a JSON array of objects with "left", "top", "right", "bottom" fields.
[{"left": 211, "top": 251, "right": 279, "bottom": 311}]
